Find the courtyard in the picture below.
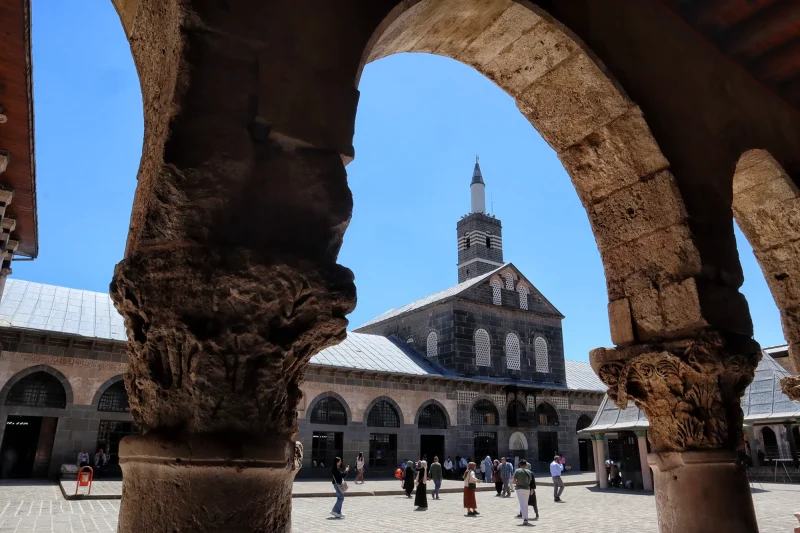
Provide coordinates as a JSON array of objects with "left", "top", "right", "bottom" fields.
[{"left": 0, "top": 480, "right": 798, "bottom": 533}]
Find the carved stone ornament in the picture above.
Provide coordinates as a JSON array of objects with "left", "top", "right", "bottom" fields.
[
  {"left": 590, "top": 332, "right": 760, "bottom": 453},
  {"left": 110, "top": 248, "right": 356, "bottom": 438},
  {"left": 781, "top": 375, "right": 800, "bottom": 402}
]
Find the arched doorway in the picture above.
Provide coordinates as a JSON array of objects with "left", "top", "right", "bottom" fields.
[
  {"left": 1, "top": 371, "right": 67, "bottom": 478},
  {"left": 95, "top": 380, "right": 141, "bottom": 472},
  {"left": 760, "top": 427, "right": 779, "bottom": 463},
  {"left": 417, "top": 402, "right": 448, "bottom": 463},
  {"left": 366, "top": 399, "right": 401, "bottom": 472},
  {"left": 576, "top": 414, "right": 593, "bottom": 472}
]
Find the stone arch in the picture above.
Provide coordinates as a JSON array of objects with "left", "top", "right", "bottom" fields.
[
  {"left": 306, "top": 391, "right": 353, "bottom": 425},
  {"left": 509, "top": 431, "right": 528, "bottom": 451},
  {"left": 364, "top": 395, "right": 405, "bottom": 427},
  {"left": 576, "top": 414, "right": 592, "bottom": 433},
  {"left": 0, "top": 365, "right": 74, "bottom": 407},
  {"left": 535, "top": 401, "right": 559, "bottom": 426},
  {"left": 357, "top": 0, "right": 715, "bottom": 350},
  {"left": 470, "top": 397, "right": 500, "bottom": 426},
  {"left": 91, "top": 374, "right": 127, "bottom": 406},
  {"left": 732, "top": 149, "right": 800, "bottom": 378},
  {"left": 414, "top": 399, "right": 451, "bottom": 429}
]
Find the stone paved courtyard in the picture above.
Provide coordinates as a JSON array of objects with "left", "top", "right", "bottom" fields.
[{"left": 0, "top": 480, "right": 798, "bottom": 532}]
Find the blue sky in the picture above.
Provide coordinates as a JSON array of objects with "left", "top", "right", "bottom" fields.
[{"left": 17, "top": 1, "right": 785, "bottom": 361}]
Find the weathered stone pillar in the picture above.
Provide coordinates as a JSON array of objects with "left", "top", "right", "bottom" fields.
[
  {"left": 635, "top": 430, "right": 653, "bottom": 490},
  {"left": 744, "top": 425, "right": 760, "bottom": 467},
  {"left": 591, "top": 437, "right": 600, "bottom": 485},
  {"left": 108, "top": 2, "right": 364, "bottom": 531},
  {"left": 593, "top": 433, "right": 608, "bottom": 488},
  {"left": 592, "top": 332, "right": 761, "bottom": 533}
]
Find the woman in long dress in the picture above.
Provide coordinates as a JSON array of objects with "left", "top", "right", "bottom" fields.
[
  {"left": 414, "top": 460, "right": 428, "bottom": 510},
  {"left": 463, "top": 461, "right": 479, "bottom": 516},
  {"left": 403, "top": 460, "right": 415, "bottom": 498},
  {"left": 482, "top": 456, "right": 492, "bottom": 482}
]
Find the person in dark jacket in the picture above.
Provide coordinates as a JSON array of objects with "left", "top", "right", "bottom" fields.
[
  {"left": 330, "top": 457, "right": 350, "bottom": 518},
  {"left": 403, "top": 460, "right": 416, "bottom": 498},
  {"left": 414, "top": 460, "right": 428, "bottom": 510}
]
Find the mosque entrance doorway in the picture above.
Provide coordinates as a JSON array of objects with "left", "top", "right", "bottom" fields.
[
  {"left": 420, "top": 435, "right": 444, "bottom": 464},
  {"left": 0, "top": 416, "right": 58, "bottom": 479}
]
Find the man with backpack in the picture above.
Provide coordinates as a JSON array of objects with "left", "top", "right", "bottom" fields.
[{"left": 513, "top": 459, "right": 537, "bottom": 525}]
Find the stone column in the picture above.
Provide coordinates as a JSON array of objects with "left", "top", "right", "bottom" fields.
[
  {"left": 593, "top": 433, "right": 608, "bottom": 488},
  {"left": 592, "top": 332, "right": 761, "bottom": 533},
  {"left": 634, "top": 430, "right": 653, "bottom": 490},
  {"left": 785, "top": 423, "right": 799, "bottom": 468},
  {"left": 744, "top": 425, "right": 760, "bottom": 467},
  {"left": 591, "top": 437, "right": 600, "bottom": 484}
]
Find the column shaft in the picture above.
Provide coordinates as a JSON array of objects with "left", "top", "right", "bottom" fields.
[
  {"left": 637, "top": 434, "right": 653, "bottom": 490},
  {"left": 595, "top": 435, "right": 608, "bottom": 488}
]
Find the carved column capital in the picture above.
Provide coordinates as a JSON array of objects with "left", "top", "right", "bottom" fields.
[
  {"left": 110, "top": 247, "right": 356, "bottom": 438},
  {"left": 590, "top": 331, "right": 760, "bottom": 452},
  {"left": 781, "top": 375, "right": 800, "bottom": 402}
]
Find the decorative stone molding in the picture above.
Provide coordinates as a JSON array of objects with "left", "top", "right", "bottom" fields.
[
  {"left": 110, "top": 250, "right": 356, "bottom": 438},
  {"left": 590, "top": 331, "right": 760, "bottom": 452}
]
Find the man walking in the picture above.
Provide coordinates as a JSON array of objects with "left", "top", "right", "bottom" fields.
[
  {"left": 551, "top": 455, "right": 565, "bottom": 502},
  {"left": 500, "top": 457, "right": 514, "bottom": 497},
  {"left": 513, "top": 459, "right": 537, "bottom": 525},
  {"left": 429, "top": 456, "right": 443, "bottom": 499}
]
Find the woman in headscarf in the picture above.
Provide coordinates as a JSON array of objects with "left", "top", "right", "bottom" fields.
[
  {"left": 463, "top": 461, "right": 479, "bottom": 516},
  {"left": 403, "top": 460, "right": 416, "bottom": 498},
  {"left": 492, "top": 459, "right": 502, "bottom": 496},
  {"left": 414, "top": 460, "right": 428, "bottom": 510},
  {"left": 482, "top": 456, "right": 493, "bottom": 482}
]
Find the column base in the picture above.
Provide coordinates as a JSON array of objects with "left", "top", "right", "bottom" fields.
[
  {"left": 648, "top": 450, "right": 758, "bottom": 533},
  {"left": 117, "top": 431, "right": 301, "bottom": 533}
]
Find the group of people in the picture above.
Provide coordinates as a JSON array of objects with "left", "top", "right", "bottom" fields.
[
  {"left": 329, "top": 453, "right": 568, "bottom": 524},
  {"left": 604, "top": 460, "right": 625, "bottom": 488},
  {"left": 76, "top": 447, "right": 109, "bottom": 471}
]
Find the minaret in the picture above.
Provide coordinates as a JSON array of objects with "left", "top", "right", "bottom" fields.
[
  {"left": 456, "top": 157, "right": 503, "bottom": 282},
  {"left": 470, "top": 156, "right": 486, "bottom": 213}
]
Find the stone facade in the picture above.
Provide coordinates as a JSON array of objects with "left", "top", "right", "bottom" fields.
[{"left": 457, "top": 212, "right": 504, "bottom": 282}]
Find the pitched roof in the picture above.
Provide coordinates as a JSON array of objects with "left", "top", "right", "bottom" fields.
[
  {"left": 357, "top": 264, "right": 509, "bottom": 328},
  {"left": 358, "top": 263, "right": 562, "bottom": 329},
  {"left": 564, "top": 360, "right": 606, "bottom": 392},
  {"left": 0, "top": 279, "right": 126, "bottom": 341},
  {"left": 310, "top": 332, "right": 440, "bottom": 376},
  {"left": 581, "top": 346, "right": 800, "bottom": 434}
]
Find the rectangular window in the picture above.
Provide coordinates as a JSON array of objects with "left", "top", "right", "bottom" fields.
[
  {"left": 473, "top": 431, "right": 498, "bottom": 461},
  {"left": 369, "top": 433, "right": 397, "bottom": 468},
  {"left": 311, "top": 431, "right": 343, "bottom": 469},
  {"left": 96, "top": 420, "right": 143, "bottom": 466}
]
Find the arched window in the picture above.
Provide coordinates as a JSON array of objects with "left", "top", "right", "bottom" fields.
[
  {"left": 418, "top": 403, "right": 447, "bottom": 429},
  {"left": 536, "top": 402, "right": 559, "bottom": 426},
  {"left": 471, "top": 399, "right": 499, "bottom": 425},
  {"left": 474, "top": 329, "right": 491, "bottom": 367},
  {"left": 505, "top": 333, "right": 521, "bottom": 370},
  {"left": 507, "top": 400, "right": 525, "bottom": 427},
  {"left": 491, "top": 280, "right": 501, "bottom": 305},
  {"left": 518, "top": 285, "right": 528, "bottom": 310},
  {"left": 504, "top": 273, "right": 515, "bottom": 290},
  {"left": 367, "top": 400, "right": 400, "bottom": 428},
  {"left": 5, "top": 372, "right": 66, "bottom": 408},
  {"left": 485, "top": 235, "right": 491, "bottom": 248},
  {"left": 576, "top": 414, "right": 592, "bottom": 433},
  {"left": 426, "top": 331, "right": 438, "bottom": 359},
  {"left": 534, "top": 336, "right": 549, "bottom": 373},
  {"left": 310, "top": 396, "right": 348, "bottom": 425},
  {"left": 98, "top": 381, "right": 130, "bottom": 413}
]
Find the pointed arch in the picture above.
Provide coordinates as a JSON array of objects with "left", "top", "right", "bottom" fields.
[
  {"left": 505, "top": 332, "right": 521, "bottom": 370},
  {"left": 416, "top": 400, "right": 449, "bottom": 429},
  {"left": 306, "top": 391, "right": 352, "bottom": 425},
  {"left": 426, "top": 330, "right": 438, "bottom": 359},
  {"left": 0, "top": 365, "right": 73, "bottom": 407},
  {"left": 365, "top": 395, "right": 403, "bottom": 427}
]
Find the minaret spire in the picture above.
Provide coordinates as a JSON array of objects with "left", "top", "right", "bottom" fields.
[{"left": 470, "top": 156, "right": 486, "bottom": 213}]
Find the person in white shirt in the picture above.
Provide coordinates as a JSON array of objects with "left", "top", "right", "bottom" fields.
[
  {"left": 444, "top": 457, "right": 454, "bottom": 479},
  {"left": 355, "top": 452, "right": 365, "bottom": 484},
  {"left": 550, "top": 455, "right": 565, "bottom": 502},
  {"left": 77, "top": 450, "right": 90, "bottom": 468}
]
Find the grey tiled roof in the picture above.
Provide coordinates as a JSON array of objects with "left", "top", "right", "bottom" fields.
[
  {"left": 358, "top": 264, "right": 509, "bottom": 328},
  {"left": 564, "top": 360, "right": 606, "bottom": 392},
  {"left": 0, "top": 279, "right": 126, "bottom": 341},
  {"left": 310, "top": 333, "right": 439, "bottom": 376},
  {"left": 582, "top": 345, "right": 799, "bottom": 434}
]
